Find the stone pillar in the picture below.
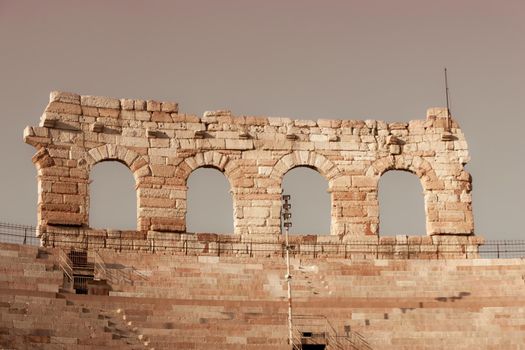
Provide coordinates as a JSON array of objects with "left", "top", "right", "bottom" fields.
[
  {"left": 229, "top": 155, "right": 281, "bottom": 236},
  {"left": 33, "top": 146, "right": 89, "bottom": 227}
]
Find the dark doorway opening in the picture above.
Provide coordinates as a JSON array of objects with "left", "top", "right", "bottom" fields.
[
  {"left": 299, "top": 345, "right": 326, "bottom": 350},
  {"left": 297, "top": 331, "right": 327, "bottom": 350}
]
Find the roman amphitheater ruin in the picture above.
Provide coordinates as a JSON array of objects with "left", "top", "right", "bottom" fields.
[{"left": 0, "top": 91, "right": 523, "bottom": 349}]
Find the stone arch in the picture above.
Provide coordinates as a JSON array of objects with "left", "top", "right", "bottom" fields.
[
  {"left": 174, "top": 151, "right": 236, "bottom": 234},
  {"left": 176, "top": 151, "right": 232, "bottom": 186},
  {"left": 84, "top": 144, "right": 147, "bottom": 230},
  {"left": 281, "top": 166, "right": 331, "bottom": 235},
  {"left": 366, "top": 155, "right": 444, "bottom": 236},
  {"left": 89, "top": 161, "right": 137, "bottom": 230},
  {"left": 270, "top": 151, "right": 340, "bottom": 184},
  {"left": 186, "top": 167, "right": 235, "bottom": 234},
  {"left": 85, "top": 144, "right": 151, "bottom": 183},
  {"left": 270, "top": 151, "right": 340, "bottom": 235},
  {"left": 378, "top": 170, "right": 426, "bottom": 236},
  {"left": 366, "top": 155, "right": 443, "bottom": 191}
]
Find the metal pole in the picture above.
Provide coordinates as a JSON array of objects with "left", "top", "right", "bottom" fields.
[
  {"left": 444, "top": 67, "right": 451, "bottom": 131},
  {"left": 285, "top": 223, "right": 293, "bottom": 348},
  {"left": 282, "top": 194, "right": 294, "bottom": 348}
]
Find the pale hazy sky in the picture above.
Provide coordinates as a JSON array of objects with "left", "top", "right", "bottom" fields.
[{"left": 1, "top": 0, "right": 523, "bottom": 240}]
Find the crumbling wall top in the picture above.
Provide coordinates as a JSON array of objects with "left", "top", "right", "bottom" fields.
[{"left": 24, "top": 91, "right": 474, "bottom": 238}]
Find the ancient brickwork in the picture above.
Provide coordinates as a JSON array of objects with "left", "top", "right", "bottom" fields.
[{"left": 24, "top": 91, "right": 474, "bottom": 238}]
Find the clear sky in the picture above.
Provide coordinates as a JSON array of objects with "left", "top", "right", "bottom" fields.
[{"left": 0, "top": 0, "right": 523, "bottom": 240}]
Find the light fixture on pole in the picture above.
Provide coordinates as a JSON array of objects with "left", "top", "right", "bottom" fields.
[{"left": 282, "top": 194, "right": 294, "bottom": 348}]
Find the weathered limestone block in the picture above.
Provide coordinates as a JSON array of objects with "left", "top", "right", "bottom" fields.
[
  {"left": 31, "top": 148, "right": 55, "bottom": 168},
  {"left": 46, "top": 102, "right": 82, "bottom": 115},
  {"left": 151, "top": 111, "right": 172, "bottom": 123},
  {"left": 161, "top": 101, "right": 178, "bottom": 113},
  {"left": 120, "top": 98, "right": 135, "bottom": 110},
  {"left": 51, "top": 183, "right": 77, "bottom": 194},
  {"left": 81, "top": 95, "right": 120, "bottom": 109},
  {"left": 50, "top": 91, "right": 80, "bottom": 104},
  {"left": 25, "top": 92, "right": 475, "bottom": 240}
]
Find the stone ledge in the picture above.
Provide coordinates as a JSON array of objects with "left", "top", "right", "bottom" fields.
[{"left": 37, "top": 226, "right": 483, "bottom": 259}]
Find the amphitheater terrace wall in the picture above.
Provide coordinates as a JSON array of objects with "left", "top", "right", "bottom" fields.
[{"left": 24, "top": 91, "right": 476, "bottom": 250}]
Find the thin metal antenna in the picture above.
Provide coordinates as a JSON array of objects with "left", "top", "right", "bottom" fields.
[
  {"left": 282, "top": 194, "right": 294, "bottom": 348},
  {"left": 444, "top": 68, "right": 451, "bottom": 131}
]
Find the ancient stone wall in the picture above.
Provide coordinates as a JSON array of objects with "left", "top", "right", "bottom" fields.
[{"left": 24, "top": 91, "right": 474, "bottom": 238}]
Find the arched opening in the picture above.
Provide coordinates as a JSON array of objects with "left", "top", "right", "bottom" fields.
[
  {"left": 378, "top": 170, "right": 426, "bottom": 236},
  {"left": 186, "top": 167, "right": 234, "bottom": 234},
  {"left": 89, "top": 161, "right": 137, "bottom": 230},
  {"left": 282, "top": 166, "right": 330, "bottom": 235}
]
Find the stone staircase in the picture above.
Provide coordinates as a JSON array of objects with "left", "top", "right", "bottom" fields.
[
  {"left": 95, "top": 249, "right": 525, "bottom": 349},
  {"left": 77, "top": 295, "right": 290, "bottom": 349},
  {"left": 0, "top": 243, "right": 150, "bottom": 349}
]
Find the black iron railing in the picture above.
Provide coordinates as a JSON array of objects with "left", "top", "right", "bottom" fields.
[
  {"left": 478, "top": 240, "right": 525, "bottom": 259},
  {"left": 0, "top": 221, "right": 524, "bottom": 259},
  {"left": 0, "top": 222, "right": 41, "bottom": 246}
]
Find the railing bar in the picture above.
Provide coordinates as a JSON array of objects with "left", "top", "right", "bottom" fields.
[{"left": 0, "top": 222, "right": 525, "bottom": 258}]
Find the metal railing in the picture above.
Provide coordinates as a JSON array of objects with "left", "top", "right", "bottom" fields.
[
  {"left": 0, "top": 222, "right": 41, "bottom": 246},
  {"left": 478, "top": 240, "right": 525, "bottom": 259},
  {"left": 94, "top": 251, "right": 147, "bottom": 286},
  {"left": 0, "top": 221, "right": 524, "bottom": 259},
  {"left": 93, "top": 251, "right": 108, "bottom": 281},
  {"left": 57, "top": 248, "right": 95, "bottom": 293},
  {"left": 58, "top": 249, "right": 73, "bottom": 283},
  {"left": 293, "top": 314, "right": 372, "bottom": 350}
]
